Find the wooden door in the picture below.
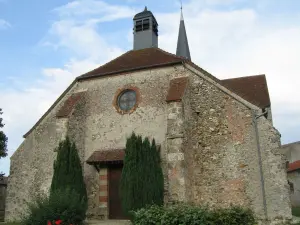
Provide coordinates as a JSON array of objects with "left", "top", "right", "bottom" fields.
[{"left": 108, "top": 165, "right": 127, "bottom": 219}]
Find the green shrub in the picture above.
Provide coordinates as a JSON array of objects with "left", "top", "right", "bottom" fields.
[
  {"left": 132, "top": 204, "right": 256, "bottom": 225},
  {"left": 211, "top": 207, "right": 255, "bottom": 225},
  {"left": 21, "top": 188, "right": 87, "bottom": 225}
]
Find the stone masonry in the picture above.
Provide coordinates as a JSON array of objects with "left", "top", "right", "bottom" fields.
[{"left": 5, "top": 63, "right": 292, "bottom": 224}]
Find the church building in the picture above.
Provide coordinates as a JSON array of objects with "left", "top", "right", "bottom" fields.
[{"left": 5, "top": 7, "right": 291, "bottom": 224}]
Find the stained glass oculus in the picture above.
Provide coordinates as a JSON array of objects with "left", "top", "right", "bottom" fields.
[{"left": 117, "top": 90, "right": 137, "bottom": 111}]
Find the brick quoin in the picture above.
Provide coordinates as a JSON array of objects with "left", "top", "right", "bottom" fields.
[
  {"left": 100, "top": 175, "right": 108, "bottom": 180},
  {"left": 99, "top": 196, "right": 108, "bottom": 203},
  {"left": 99, "top": 185, "right": 108, "bottom": 191}
]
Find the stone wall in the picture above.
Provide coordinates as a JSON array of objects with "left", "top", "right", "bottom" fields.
[
  {"left": 166, "top": 101, "right": 186, "bottom": 202},
  {"left": 5, "top": 62, "right": 291, "bottom": 224},
  {"left": 256, "top": 117, "right": 292, "bottom": 224},
  {"left": 181, "top": 70, "right": 291, "bottom": 224},
  {"left": 4, "top": 84, "right": 80, "bottom": 221},
  {"left": 5, "top": 65, "right": 186, "bottom": 221},
  {"left": 76, "top": 66, "right": 185, "bottom": 218}
]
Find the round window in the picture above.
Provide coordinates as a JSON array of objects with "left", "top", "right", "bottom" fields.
[{"left": 117, "top": 89, "right": 137, "bottom": 112}]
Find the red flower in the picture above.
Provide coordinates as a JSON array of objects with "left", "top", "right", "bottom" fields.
[
  {"left": 55, "top": 220, "right": 62, "bottom": 225},
  {"left": 47, "top": 221, "right": 52, "bottom": 225}
]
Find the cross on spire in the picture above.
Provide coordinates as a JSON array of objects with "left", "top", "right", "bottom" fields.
[{"left": 180, "top": 0, "right": 184, "bottom": 21}]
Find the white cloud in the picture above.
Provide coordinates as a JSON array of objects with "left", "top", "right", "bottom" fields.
[
  {"left": 53, "top": 0, "right": 136, "bottom": 23},
  {"left": 0, "top": 19, "right": 11, "bottom": 29}
]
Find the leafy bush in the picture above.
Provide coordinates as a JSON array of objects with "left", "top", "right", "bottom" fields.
[
  {"left": 131, "top": 204, "right": 256, "bottom": 225},
  {"left": 211, "top": 207, "right": 255, "bottom": 225},
  {"left": 21, "top": 188, "right": 87, "bottom": 225}
]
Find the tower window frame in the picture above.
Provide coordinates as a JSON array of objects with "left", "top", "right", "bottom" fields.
[
  {"left": 135, "top": 19, "right": 151, "bottom": 32},
  {"left": 135, "top": 20, "right": 143, "bottom": 32},
  {"left": 143, "top": 19, "right": 150, "bottom": 30}
]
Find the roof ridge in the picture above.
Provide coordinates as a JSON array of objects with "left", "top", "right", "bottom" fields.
[
  {"left": 282, "top": 141, "right": 300, "bottom": 148},
  {"left": 222, "top": 74, "right": 266, "bottom": 81},
  {"left": 156, "top": 47, "right": 189, "bottom": 62}
]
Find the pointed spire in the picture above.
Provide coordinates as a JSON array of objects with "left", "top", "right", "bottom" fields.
[
  {"left": 176, "top": 3, "right": 191, "bottom": 60},
  {"left": 180, "top": 1, "right": 183, "bottom": 21}
]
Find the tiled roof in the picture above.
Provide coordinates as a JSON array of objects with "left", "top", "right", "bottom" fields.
[
  {"left": 56, "top": 92, "right": 84, "bottom": 118},
  {"left": 166, "top": 77, "right": 188, "bottom": 102},
  {"left": 288, "top": 160, "right": 300, "bottom": 172},
  {"left": 77, "top": 48, "right": 184, "bottom": 80},
  {"left": 86, "top": 149, "right": 125, "bottom": 164},
  {"left": 221, "top": 75, "right": 271, "bottom": 108}
]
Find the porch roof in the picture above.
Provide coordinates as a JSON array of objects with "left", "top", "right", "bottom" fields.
[{"left": 86, "top": 149, "right": 125, "bottom": 164}]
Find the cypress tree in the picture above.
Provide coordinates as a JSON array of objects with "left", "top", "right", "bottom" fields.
[
  {"left": 0, "top": 108, "right": 8, "bottom": 159},
  {"left": 120, "top": 133, "right": 164, "bottom": 215},
  {"left": 50, "top": 136, "right": 87, "bottom": 205},
  {"left": 151, "top": 139, "right": 164, "bottom": 206},
  {"left": 120, "top": 133, "right": 137, "bottom": 214}
]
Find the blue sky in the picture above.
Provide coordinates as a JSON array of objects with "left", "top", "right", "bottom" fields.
[{"left": 0, "top": 0, "right": 300, "bottom": 175}]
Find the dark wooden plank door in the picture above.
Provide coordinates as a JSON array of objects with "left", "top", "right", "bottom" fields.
[{"left": 109, "top": 165, "right": 127, "bottom": 219}]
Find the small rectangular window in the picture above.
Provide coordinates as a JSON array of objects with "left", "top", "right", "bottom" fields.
[
  {"left": 136, "top": 20, "right": 142, "bottom": 32},
  {"left": 143, "top": 19, "right": 150, "bottom": 30}
]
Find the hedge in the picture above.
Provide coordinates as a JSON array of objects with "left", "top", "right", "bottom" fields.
[{"left": 131, "top": 204, "right": 256, "bottom": 225}]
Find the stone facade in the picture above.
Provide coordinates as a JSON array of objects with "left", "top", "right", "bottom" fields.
[
  {"left": 5, "top": 64, "right": 291, "bottom": 224},
  {"left": 181, "top": 69, "right": 291, "bottom": 224}
]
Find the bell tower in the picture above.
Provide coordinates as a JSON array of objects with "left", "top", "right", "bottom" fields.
[{"left": 133, "top": 7, "right": 158, "bottom": 50}]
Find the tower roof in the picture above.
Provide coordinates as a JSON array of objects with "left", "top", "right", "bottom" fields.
[
  {"left": 133, "top": 6, "right": 157, "bottom": 24},
  {"left": 176, "top": 8, "right": 191, "bottom": 60}
]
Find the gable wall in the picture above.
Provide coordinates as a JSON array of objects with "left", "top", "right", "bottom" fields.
[
  {"left": 4, "top": 82, "right": 81, "bottom": 221},
  {"left": 181, "top": 69, "right": 291, "bottom": 224},
  {"left": 72, "top": 65, "right": 186, "bottom": 218},
  {"left": 5, "top": 65, "right": 186, "bottom": 221},
  {"left": 5, "top": 62, "right": 292, "bottom": 223}
]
